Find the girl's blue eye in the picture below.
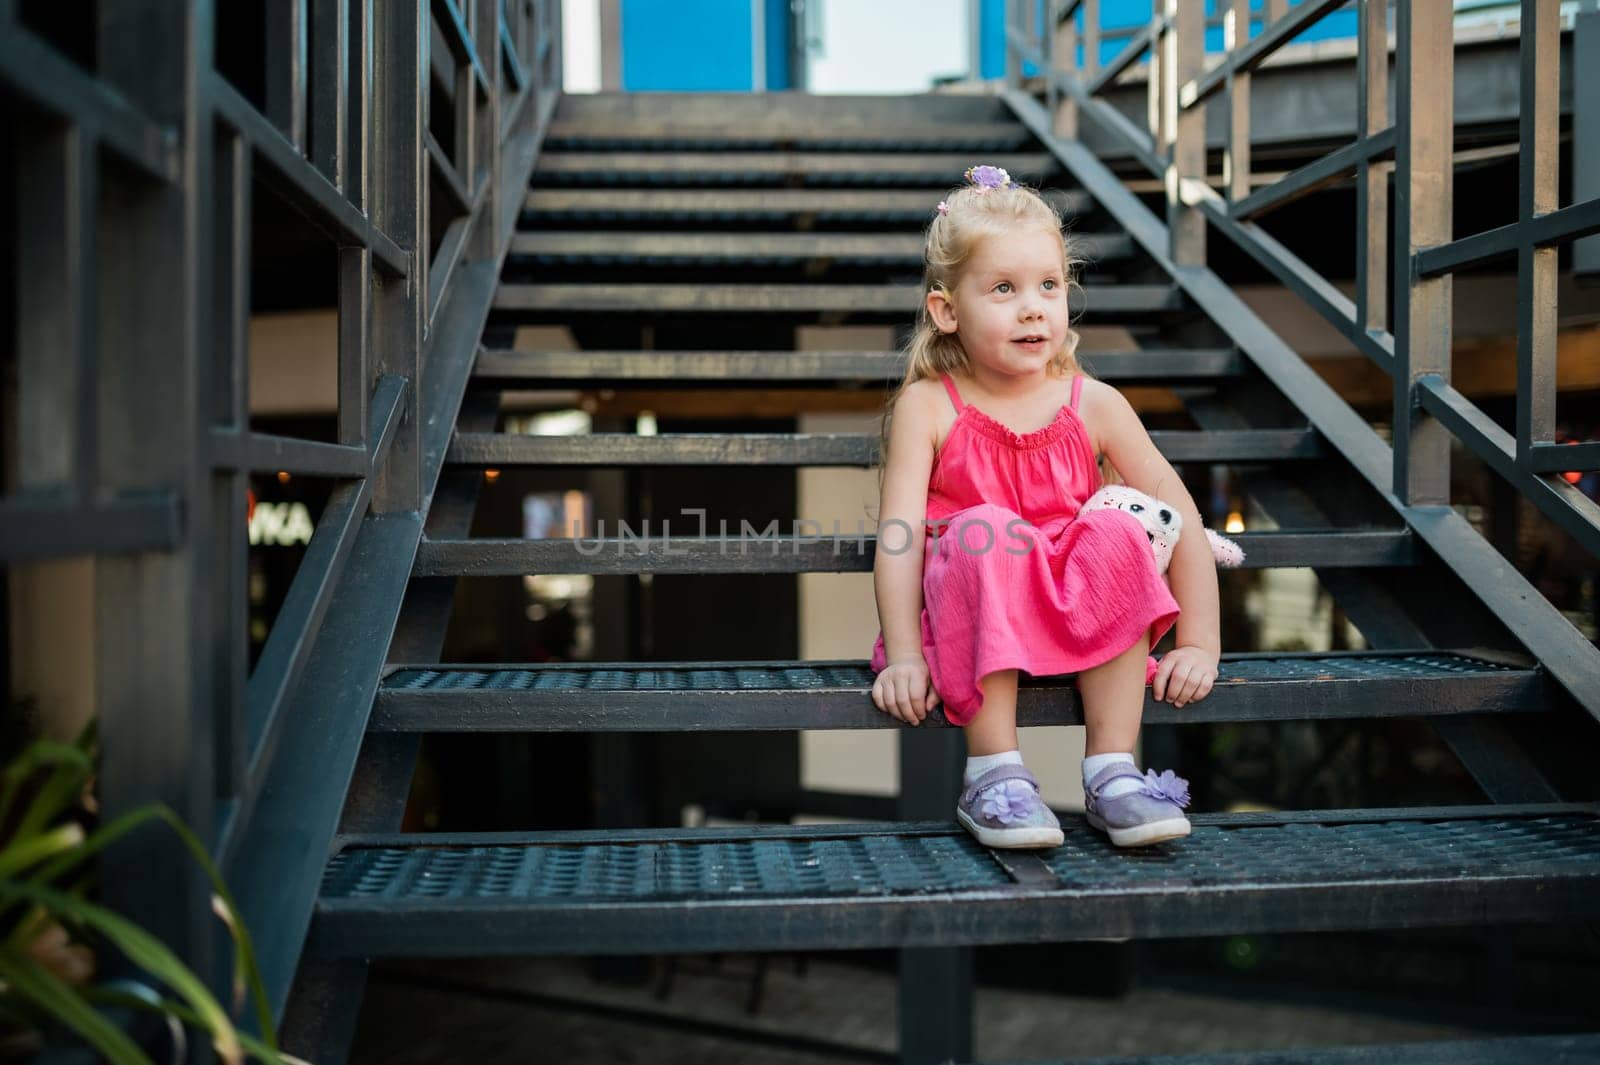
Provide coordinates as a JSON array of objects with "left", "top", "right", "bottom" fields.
[
  {"left": 995, "top": 282, "right": 1011, "bottom": 293},
  {"left": 1042, "top": 279, "right": 1057, "bottom": 290}
]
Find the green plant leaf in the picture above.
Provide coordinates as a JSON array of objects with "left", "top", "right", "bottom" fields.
[
  {"left": 0, "top": 881, "right": 243, "bottom": 1065},
  {"left": 0, "top": 740, "right": 91, "bottom": 838},
  {"left": 0, "top": 949, "right": 152, "bottom": 1065},
  {"left": 88, "top": 988, "right": 310, "bottom": 1065},
  {"left": 0, "top": 822, "right": 85, "bottom": 880},
  {"left": 23, "top": 803, "right": 277, "bottom": 1047},
  {"left": 3, "top": 903, "right": 52, "bottom": 957}
]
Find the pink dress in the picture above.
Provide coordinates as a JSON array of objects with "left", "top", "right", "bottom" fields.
[{"left": 869, "top": 371, "right": 1181, "bottom": 726}]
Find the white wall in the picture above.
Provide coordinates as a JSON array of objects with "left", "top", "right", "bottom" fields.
[
  {"left": 805, "top": 0, "right": 971, "bottom": 93},
  {"left": 562, "top": 0, "right": 601, "bottom": 93}
]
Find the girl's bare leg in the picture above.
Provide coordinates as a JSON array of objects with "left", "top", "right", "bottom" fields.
[
  {"left": 965, "top": 668, "right": 1020, "bottom": 756},
  {"left": 1076, "top": 631, "right": 1150, "bottom": 756}
]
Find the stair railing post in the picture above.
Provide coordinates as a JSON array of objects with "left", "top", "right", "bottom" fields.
[
  {"left": 470, "top": 0, "right": 502, "bottom": 259},
  {"left": 1051, "top": 0, "right": 1077, "bottom": 138},
  {"left": 1165, "top": 0, "right": 1205, "bottom": 265},
  {"left": 336, "top": 0, "right": 373, "bottom": 460},
  {"left": 1045, "top": 0, "right": 1061, "bottom": 126},
  {"left": 1146, "top": 0, "right": 1163, "bottom": 159},
  {"left": 1514, "top": 0, "right": 1559, "bottom": 466},
  {"left": 1577, "top": 0, "right": 1600, "bottom": 281},
  {"left": 1006, "top": 0, "right": 1023, "bottom": 88},
  {"left": 371, "top": 0, "right": 426, "bottom": 514},
  {"left": 1222, "top": 0, "right": 1251, "bottom": 205},
  {"left": 1083, "top": 0, "right": 1099, "bottom": 85},
  {"left": 1393, "top": 0, "right": 1453, "bottom": 505},
  {"left": 1355, "top": 0, "right": 1391, "bottom": 336}
]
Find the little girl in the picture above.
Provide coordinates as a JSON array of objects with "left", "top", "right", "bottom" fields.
[{"left": 868, "top": 165, "right": 1221, "bottom": 850}]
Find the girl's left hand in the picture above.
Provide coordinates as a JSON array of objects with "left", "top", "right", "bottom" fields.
[{"left": 1152, "top": 645, "right": 1219, "bottom": 708}]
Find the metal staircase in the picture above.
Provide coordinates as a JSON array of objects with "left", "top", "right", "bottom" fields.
[
  {"left": 288, "top": 89, "right": 1600, "bottom": 1062},
  {"left": 5, "top": 0, "right": 1599, "bottom": 1062}
]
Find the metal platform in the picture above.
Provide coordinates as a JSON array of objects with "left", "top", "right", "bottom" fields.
[
  {"left": 411, "top": 529, "right": 1415, "bottom": 575},
  {"left": 504, "top": 230, "right": 1135, "bottom": 266},
  {"left": 469, "top": 346, "right": 1242, "bottom": 386},
  {"left": 520, "top": 187, "right": 1092, "bottom": 224},
  {"left": 488, "top": 281, "right": 1184, "bottom": 318},
  {"left": 529, "top": 151, "right": 1059, "bottom": 186},
  {"left": 309, "top": 805, "right": 1600, "bottom": 959},
  {"left": 978, "top": 1032, "right": 1600, "bottom": 1065},
  {"left": 371, "top": 651, "right": 1544, "bottom": 732},
  {"left": 443, "top": 427, "right": 1319, "bottom": 467}
]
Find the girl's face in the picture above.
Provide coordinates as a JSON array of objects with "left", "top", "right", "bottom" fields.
[{"left": 929, "top": 227, "right": 1070, "bottom": 381}]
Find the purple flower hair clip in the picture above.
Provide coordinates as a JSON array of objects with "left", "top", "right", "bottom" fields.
[{"left": 964, "top": 164, "right": 1012, "bottom": 193}]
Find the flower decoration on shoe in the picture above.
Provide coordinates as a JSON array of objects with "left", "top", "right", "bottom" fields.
[
  {"left": 1140, "top": 769, "right": 1192, "bottom": 809},
  {"left": 979, "top": 778, "right": 1039, "bottom": 826},
  {"left": 964, "top": 165, "right": 1012, "bottom": 192}
]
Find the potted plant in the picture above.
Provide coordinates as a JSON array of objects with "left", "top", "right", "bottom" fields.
[{"left": 0, "top": 717, "right": 302, "bottom": 1063}]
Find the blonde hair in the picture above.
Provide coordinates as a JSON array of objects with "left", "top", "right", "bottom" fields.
[{"left": 874, "top": 178, "right": 1100, "bottom": 506}]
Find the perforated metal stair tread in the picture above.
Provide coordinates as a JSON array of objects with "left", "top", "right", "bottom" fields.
[
  {"left": 470, "top": 347, "right": 1243, "bottom": 385},
  {"left": 444, "top": 428, "right": 1320, "bottom": 467},
  {"left": 972, "top": 1032, "right": 1600, "bottom": 1065},
  {"left": 308, "top": 804, "right": 1600, "bottom": 958},
  {"left": 520, "top": 188, "right": 1092, "bottom": 223},
  {"left": 371, "top": 650, "right": 1545, "bottom": 732},
  {"left": 530, "top": 151, "right": 1059, "bottom": 185},
  {"left": 489, "top": 282, "right": 1183, "bottom": 318},
  {"left": 542, "top": 120, "right": 1038, "bottom": 150},
  {"left": 411, "top": 529, "right": 1414, "bottom": 575},
  {"left": 505, "top": 230, "right": 1135, "bottom": 265}
]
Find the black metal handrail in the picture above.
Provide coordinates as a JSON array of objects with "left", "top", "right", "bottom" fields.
[
  {"left": 0, "top": 0, "right": 561, "bottom": 1035},
  {"left": 1004, "top": 0, "right": 1600, "bottom": 717}
]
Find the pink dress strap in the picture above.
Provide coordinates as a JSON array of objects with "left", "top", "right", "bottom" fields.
[
  {"left": 940, "top": 373, "right": 965, "bottom": 414},
  {"left": 1070, "top": 372, "right": 1084, "bottom": 411}
]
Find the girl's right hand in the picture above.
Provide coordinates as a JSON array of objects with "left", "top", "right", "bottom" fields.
[{"left": 872, "top": 654, "right": 941, "bottom": 726}]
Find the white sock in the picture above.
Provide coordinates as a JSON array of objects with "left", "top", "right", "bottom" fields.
[
  {"left": 965, "top": 749, "right": 1024, "bottom": 787},
  {"left": 1083, "top": 752, "right": 1142, "bottom": 799}
]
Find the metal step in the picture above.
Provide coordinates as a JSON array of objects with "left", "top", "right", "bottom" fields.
[
  {"left": 506, "top": 230, "right": 1134, "bottom": 267},
  {"left": 520, "top": 188, "right": 1092, "bottom": 224},
  {"left": 372, "top": 651, "right": 1543, "bottom": 733},
  {"left": 550, "top": 91, "right": 1017, "bottom": 127},
  {"left": 470, "top": 348, "right": 1243, "bottom": 386},
  {"left": 490, "top": 283, "right": 1183, "bottom": 319},
  {"left": 445, "top": 429, "right": 1321, "bottom": 467},
  {"left": 543, "top": 120, "right": 1037, "bottom": 152},
  {"left": 530, "top": 151, "right": 1059, "bottom": 186},
  {"left": 411, "top": 529, "right": 1415, "bottom": 576},
  {"left": 308, "top": 804, "right": 1600, "bottom": 958},
  {"left": 972, "top": 1033, "right": 1600, "bottom": 1065}
]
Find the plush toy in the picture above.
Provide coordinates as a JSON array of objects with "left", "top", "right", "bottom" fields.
[{"left": 1078, "top": 484, "right": 1245, "bottom": 573}]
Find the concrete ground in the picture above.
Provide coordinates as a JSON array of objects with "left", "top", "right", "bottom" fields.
[{"left": 349, "top": 952, "right": 1487, "bottom": 1064}]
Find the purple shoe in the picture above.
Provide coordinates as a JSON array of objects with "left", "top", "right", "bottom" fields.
[
  {"left": 1084, "top": 763, "right": 1193, "bottom": 847},
  {"left": 955, "top": 764, "right": 1064, "bottom": 849}
]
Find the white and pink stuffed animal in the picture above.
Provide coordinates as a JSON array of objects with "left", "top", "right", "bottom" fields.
[{"left": 1078, "top": 484, "right": 1245, "bottom": 573}]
